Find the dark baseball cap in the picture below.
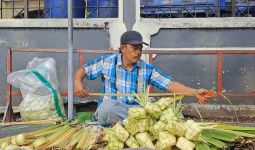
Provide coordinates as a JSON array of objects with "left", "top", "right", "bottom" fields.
[{"left": 120, "top": 31, "right": 149, "bottom": 46}]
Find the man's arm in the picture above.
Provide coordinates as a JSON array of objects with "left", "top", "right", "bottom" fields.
[
  {"left": 167, "top": 82, "right": 212, "bottom": 102},
  {"left": 74, "top": 67, "right": 89, "bottom": 98}
]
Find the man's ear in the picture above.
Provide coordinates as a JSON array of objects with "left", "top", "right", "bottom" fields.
[{"left": 120, "top": 45, "right": 125, "bottom": 53}]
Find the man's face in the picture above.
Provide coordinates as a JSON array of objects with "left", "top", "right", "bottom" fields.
[{"left": 121, "top": 44, "right": 143, "bottom": 64}]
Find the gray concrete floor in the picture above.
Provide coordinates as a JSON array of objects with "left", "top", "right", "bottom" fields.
[{"left": 0, "top": 124, "right": 51, "bottom": 138}]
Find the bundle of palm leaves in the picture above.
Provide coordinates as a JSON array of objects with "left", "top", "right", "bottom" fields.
[{"left": 0, "top": 112, "right": 106, "bottom": 150}]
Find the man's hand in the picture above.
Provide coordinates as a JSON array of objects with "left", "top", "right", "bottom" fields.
[
  {"left": 168, "top": 82, "right": 215, "bottom": 104},
  {"left": 195, "top": 88, "right": 215, "bottom": 104},
  {"left": 73, "top": 67, "right": 89, "bottom": 98},
  {"left": 74, "top": 80, "right": 89, "bottom": 98}
]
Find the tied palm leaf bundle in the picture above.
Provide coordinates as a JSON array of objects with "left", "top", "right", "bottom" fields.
[{"left": 0, "top": 117, "right": 105, "bottom": 150}]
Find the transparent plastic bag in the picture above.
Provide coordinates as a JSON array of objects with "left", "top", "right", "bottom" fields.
[{"left": 7, "top": 57, "right": 65, "bottom": 121}]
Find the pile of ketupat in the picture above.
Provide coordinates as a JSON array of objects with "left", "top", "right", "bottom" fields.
[
  {"left": 0, "top": 113, "right": 106, "bottom": 150},
  {"left": 1, "top": 94, "right": 255, "bottom": 150},
  {"left": 104, "top": 92, "right": 255, "bottom": 150}
]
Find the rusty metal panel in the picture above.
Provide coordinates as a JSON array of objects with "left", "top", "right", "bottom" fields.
[
  {"left": 222, "top": 54, "right": 255, "bottom": 93},
  {"left": 151, "top": 28, "right": 255, "bottom": 48}
]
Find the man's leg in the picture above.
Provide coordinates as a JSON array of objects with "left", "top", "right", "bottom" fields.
[{"left": 95, "top": 100, "right": 139, "bottom": 126}]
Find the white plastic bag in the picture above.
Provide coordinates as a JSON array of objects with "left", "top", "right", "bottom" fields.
[{"left": 7, "top": 57, "right": 65, "bottom": 121}]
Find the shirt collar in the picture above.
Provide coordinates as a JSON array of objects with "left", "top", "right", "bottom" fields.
[{"left": 117, "top": 53, "right": 141, "bottom": 69}]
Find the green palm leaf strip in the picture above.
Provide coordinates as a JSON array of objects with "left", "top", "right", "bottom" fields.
[{"left": 31, "top": 69, "right": 63, "bottom": 117}]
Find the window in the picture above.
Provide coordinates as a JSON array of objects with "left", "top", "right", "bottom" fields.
[
  {"left": 140, "top": 0, "right": 255, "bottom": 18},
  {"left": 0, "top": 0, "right": 119, "bottom": 19}
]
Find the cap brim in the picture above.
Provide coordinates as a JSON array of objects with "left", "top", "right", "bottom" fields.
[{"left": 127, "top": 41, "right": 149, "bottom": 46}]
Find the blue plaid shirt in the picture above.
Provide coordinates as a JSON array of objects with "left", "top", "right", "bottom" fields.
[{"left": 83, "top": 54, "right": 174, "bottom": 106}]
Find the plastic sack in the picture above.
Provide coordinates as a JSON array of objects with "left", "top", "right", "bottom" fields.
[{"left": 7, "top": 57, "right": 65, "bottom": 121}]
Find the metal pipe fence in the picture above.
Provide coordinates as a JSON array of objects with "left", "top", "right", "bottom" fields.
[{"left": 3, "top": 47, "right": 255, "bottom": 122}]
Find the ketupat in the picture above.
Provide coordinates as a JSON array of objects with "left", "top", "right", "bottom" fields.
[
  {"left": 112, "top": 123, "right": 130, "bottom": 142},
  {"left": 104, "top": 134, "right": 124, "bottom": 150},
  {"left": 134, "top": 118, "right": 148, "bottom": 133},
  {"left": 124, "top": 118, "right": 148, "bottom": 134},
  {"left": 160, "top": 107, "right": 176, "bottom": 123},
  {"left": 134, "top": 90, "right": 163, "bottom": 120},
  {"left": 155, "top": 97, "right": 173, "bottom": 110},
  {"left": 160, "top": 98, "right": 184, "bottom": 123},
  {"left": 123, "top": 118, "right": 139, "bottom": 135},
  {"left": 128, "top": 107, "right": 146, "bottom": 119},
  {"left": 105, "top": 141, "right": 124, "bottom": 150},
  {"left": 147, "top": 117, "right": 158, "bottom": 139},
  {"left": 156, "top": 131, "right": 176, "bottom": 150},
  {"left": 176, "top": 137, "right": 195, "bottom": 150},
  {"left": 154, "top": 121, "right": 167, "bottom": 133},
  {"left": 166, "top": 121, "right": 187, "bottom": 137},
  {"left": 135, "top": 132, "right": 155, "bottom": 149},
  {"left": 144, "top": 102, "right": 162, "bottom": 119},
  {"left": 156, "top": 95, "right": 184, "bottom": 110},
  {"left": 184, "top": 120, "right": 202, "bottom": 141},
  {"left": 155, "top": 141, "right": 171, "bottom": 150},
  {"left": 126, "top": 136, "right": 139, "bottom": 148}
]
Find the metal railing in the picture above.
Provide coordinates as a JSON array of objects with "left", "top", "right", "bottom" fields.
[{"left": 3, "top": 47, "right": 255, "bottom": 122}]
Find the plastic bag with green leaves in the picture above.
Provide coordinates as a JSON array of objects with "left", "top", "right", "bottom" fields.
[{"left": 7, "top": 57, "right": 65, "bottom": 121}]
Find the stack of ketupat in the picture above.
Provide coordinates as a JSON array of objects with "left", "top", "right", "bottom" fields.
[
  {"left": 104, "top": 92, "right": 255, "bottom": 150},
  {"left": 0, "top": 113, "right": 106, "bottom": 150},
  {"left": 1, "top": 94, "right": 255, "bottom": 150}
]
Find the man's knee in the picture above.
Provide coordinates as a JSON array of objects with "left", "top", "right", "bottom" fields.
[
  {"left": 96, "top": 100, "right": 129, "bottom": 126},
  {"left": 97, "top": 107, "right": 119, "bottom": 126}
]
